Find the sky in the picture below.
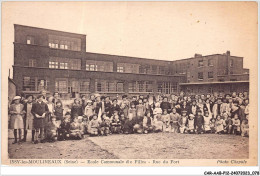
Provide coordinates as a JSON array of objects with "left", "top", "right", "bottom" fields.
[{"left": 2, "top": 2, "right": 258, "bottom": 78}]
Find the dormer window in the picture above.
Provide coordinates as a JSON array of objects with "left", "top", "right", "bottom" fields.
[{"left": 26, "top": 36, "right": 34, "bottom": 45}]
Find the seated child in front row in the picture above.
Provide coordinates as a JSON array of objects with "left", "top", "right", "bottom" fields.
[
  {"left": 161, "top": 109, "right": 171, "bottom": 132},
  {"left": 58, "top": 115, "right": 71, "bottom": 141},
  {"left": 215, "top": 115, "right": 225, "bottom": 134},
  {"left": 224, "top": 113, "right": 233, "bottom": 134},
  {"left": 143, "top": 112, "right": 154, "bottom": 134},
  {"left": 70, "top": 116, "right": 84, "bottom": 139},
  {"left": 111, "top": 111, "right": 121, "bottom": 134},
  {"left": 209, "top": 118, "right": 216, "bottom": 133},
  {"left": 241, "top": 119, "right": 249, "bottom": 137},
  {"left": 122, "top": 113, "right": 134, "bottom": 134},
  {"left": 88, "top": 114, "right": 100, "bottom": 136},
  {"left": 99, "top": 113, "right": 111, "bottom": 136},
  {"left": 232, "top": 114, "right": 241, "bottom": 135},
  {"left": 45, "top": 116, "right": 59, "bottom": 142}
]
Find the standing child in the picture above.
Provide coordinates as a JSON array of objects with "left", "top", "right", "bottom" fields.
[
  {"left": 169, "top": 108, "right": 180, "bottom": 133},
  {"left": 178, "top": 110, "right": 188, "bottom": 134},
  {"left": 111, "top": 111, "right": 122, "bottom": 134},
  {"left": 9, "top": 96, "right": 25, "bottom": 144},
  {"left": 128, "top": 103, "right": 137, "bottom": 123},
  {"left": 209, "top": 118, "right": 216, "bottom": 133},
  {"left": 161, "top": 109, "right": 171, "bottom": 132},
  {"left": 45, "top": 116, "right": 59, "bottom": 142},
  {"left": 136, "top": 99, "right": 146, "bottom": 124},
  {"left": 215, "top": 115, "right": 225, "bottom": 134},
  {"left": 186, "top": 114, "right": 195, "bottom": 134},
  {"left": 232, "top": 114, "right": 241, "bottom": 135},
  {"left": 23, "top": 95, "right": 35, "bottom": 143},
  {"left": 203, "top": 111, "right": 211, "bottom": 133},
  {"left": 241, "top": 119, "right": 249, "bottom": 137},
  {"left": 195, "top": 110, "right": 204, "bottom": 134},
  {"left": 88, "top": 114, "right": 100, "bottom": 136},
  {"left": 84, "top": 100, "right": 94, "bottom": 121},
  {"left": 153, "top": 102, "right": 162, "bottom": 121},
  {"left": 54, "top": 100, "right": 63, "bottom": 127},
  {"left": 70, "top": 116, "right": 84, "bottom": 139}
]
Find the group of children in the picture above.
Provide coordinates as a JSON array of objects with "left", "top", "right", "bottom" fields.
[{"left": 8, "top": 91, "right": 249, "bottom": 145}]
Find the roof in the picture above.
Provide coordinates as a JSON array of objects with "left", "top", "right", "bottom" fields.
[
  {"left": 179, "top": 80, "right": 249, "bottom": 86},
  {"left": 14, "top": 24, "right": 86, "bottom": 37}
]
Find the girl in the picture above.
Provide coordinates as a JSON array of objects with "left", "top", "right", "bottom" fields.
[
  {"left": 178, "top": 110, "right": 188, "bottom": 134},
  {"left": 84, "top": 100, "right": 94, "bottom": 120},
  {"left": 99, "top": 115, "right": 111, "bottom": 136},
  {"left": 88, "top": 114, "right": 100, "bottom": 136},
  {"left": 186, "top": 114, "right": 195, "bottom": 134},
  {"left": 209, "top": 118, "right": 216, "bottom": 133},
  {"left": 215, "top": 115, "right": 225, "bottom": 134},
  {"left": 71, "top": 98, "right": 83, "bottom": 121},
  {"left": 232, "top": 114, "right": 241, "bottom": 135},
  {"left": 54, "top": 100, "right": 63, "bottom": 127},
  {"left": 31, "top": 94, "right": 49, "bottom": 144},
  {"left": 143, "top": 112, "right": 153, "bottom": 134},
  {"left": 9, "top": 96, "right": 25, "bottom": 144},
  {"left": 203, "top": 111, "right": 211, "bottom": 133},
  {"left": 70, "top": 117, "right": 84, "bottom": 139},
  {"left": 122, "top": 112, "right": 134, "bottom": 134},
  {"left": 45, "top": 116, "right": 59, "bottom": 142},
  {"left": 153, "top": 102, "right": 162, "bottom": 121},
  {"left": 111, "top": 111, "right": 121, "bottom": 134},
  {"left": 46, "top": 96, "right": 55, "bottom": 124},
  {"left": 128, "top": 103, "right": 137, "bottom": 124},
  {"left": 169, "top": 108, "right": 180, "bottom": 133},
  {"left": 136, "top": 99, "right": 146, "bottom": 124},
  {"left": 161, "top": 109, "right": 171, "bottom": 132},
  {"left": 225, "top": 115, "right": 233, "bottom": 134},
  {"left": 58, "top": 116, "right": 70, "bottom": 141},
  {"left": 195, "top": 110, "right": 204, "bottom": 134},
  {"left": 241, "top": 119, "right": 249, "bottom": 137},
  {"left": 120, "top": 95, "right": 130, "bottom": 118},
  {"left": 23, "top": 95, "right": 35, "bottom": 143}
]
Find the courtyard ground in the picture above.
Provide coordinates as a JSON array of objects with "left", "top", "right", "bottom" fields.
[{"left": 8, "top": 132, "right": 249, "bottom": 159}]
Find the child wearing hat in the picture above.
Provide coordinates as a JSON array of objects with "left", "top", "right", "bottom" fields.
[
  {"left": 186, "top": 114, "right": 195, "bottom": 134},
  {"left": 45, "top": 116, "right": 59, "bottom": 142},
  {"left": 178, "top": 110, "right": 188, "bottom": 134},
  {"left": 84, "top": 100, "right": 94, "bottom": 121},
  {"left": 9, "top": 96, "right": 25, "bottom": 144}
]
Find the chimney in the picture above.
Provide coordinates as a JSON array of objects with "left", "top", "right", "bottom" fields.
[
  {"left": 194, "top": 53, "right": 202, "bottom": 58},
  {"left": 226, "top": 50, "right": 230, "bottom": 56}
]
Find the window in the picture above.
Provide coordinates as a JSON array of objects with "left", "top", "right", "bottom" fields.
[
  {"left": 157, "top": 82, "right": 177, "bottom": 94},
  {"left": 80, "top": 81, "right": 90, "bottom": 92},
  {"left": 26, "top": 36, "right": 34, "bottom": 45},
  {"left": 117, "top": 66, "right": 124, "bottom": 72},
  {"left": 29, "top": 59, "right": 36, "bottom": 67},
  {"left": 23, "top": 77, "right": 36, "bottom": 91},
  {"left": 139, "top": 65, "right": 150, "bottom": 74},
  {"left": 37, "top": 79, "right": 48, "bottom": 91},
  {"left": 129, "top": 82, "right": 137, "bottom": 92},
  {"left": 116, "top": 82, "right": 124, "bottom": 92},
  {"left": 70, "top": 81, "right": 79, "bottom": 93},
  {"left": 86, "top": 64, "right": 97, "bottom": 71},
  {"left": 96, "top": 82, "right": 102, "bottom": 92},
  {"left": 208, "top": 72, "right": 213, "bottom": 79},
  {"left": 107, "top": 82, "right": 116, "bottom": 92},
  {"left": 208, "top": 59, "right": 213, "bottom": 66},
  {"left": 198, "top": 60, "right": 203, "bottom": 67},
  {"left": 60, "top": 62, "right": 68, "bottom": 69},
  {"left": 49, "top": 61, "right": 59, "bottom": 68},
  {"left": 70, "top": 59, "right": 81, "bottom": 70},
  {"left": 230, "top": 59, "right": 234, "bottom": 67},
  {"left": 146, "top": 81, "right": 153, "bottom": 92},
  {"left": 198, "top": 72, "right": 204, "bottom": 80},
  {"left": 55, "top": 80, "right": 67, "bottom": 93},
  {"left": 48, "top": 35, "right": 81, "bottom": 51},
  {"left": 23, "top": 77, "right": 49, "bottom": 91},
  {"left": 129, "top": 81, "right": 153, "bottom": 92},
  {"left": 137, "top": 81, "right": 145, "bottom": 92},
  {"left": 158, "top": 66, "right": 165, "bottom": 75},
  {"left": 151, "top": 65, "right": 157, "bottom": 74}
]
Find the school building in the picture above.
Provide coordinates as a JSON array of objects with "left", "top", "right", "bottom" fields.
[{"left": 12, "top": 24, "right": 249, "bottom": 98}]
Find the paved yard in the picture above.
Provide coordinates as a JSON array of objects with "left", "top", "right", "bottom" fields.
[{"left": 8, "top": 133, "right": 248, "bottom": 159}]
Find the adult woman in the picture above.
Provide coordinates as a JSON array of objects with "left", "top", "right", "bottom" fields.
[
  {"left": 23, "top": 95, "right": 35, "bottom": 143},
  {"left": 9, "top": 96, "right": 25, "bottom": 144}
]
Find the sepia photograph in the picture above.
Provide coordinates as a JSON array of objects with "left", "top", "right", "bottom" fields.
[{"left": 1, "top": 1, "right": 258, "bottom": 168}]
